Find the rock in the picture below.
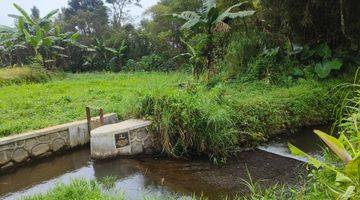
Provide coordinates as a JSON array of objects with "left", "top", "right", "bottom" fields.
[
  {"left": 0, "top": 151, "right": 10, "bottom": 165},
  {"left": 31, "top": 144, "right": 50, "bottom": 156},
  {"left": 38, "top": 135, "right": 50, "bottom": 142},
  {"left": 90, "top": 119, "right": 152, "bottom": 159},
  {"left": 12, "top": 148, "right": 29, "bottom": 163},
  {"left": 52, "top": 138, "right": 66, "bottom": 151},
  {"left": 1, "top": 161, "right": 14, "bottom": 170},
  {"left": 25, "top": 138, "right": 38, "bottom": 151}
]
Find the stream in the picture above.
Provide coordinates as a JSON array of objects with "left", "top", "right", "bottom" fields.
[{"left": 0, "top": 126, "right": 327, "bottom": 200}]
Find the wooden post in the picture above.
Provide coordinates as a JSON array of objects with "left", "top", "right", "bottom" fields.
[
  {"left": 99, "top": 108, "right": 104, "bottom": 126},
  {"left": 86, "top": 107, "right": 91, "bottom": 134}
]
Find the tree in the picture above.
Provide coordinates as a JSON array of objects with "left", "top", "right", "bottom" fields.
[
  {"left": 60, "top": 0, "right": 109, "bottom": 41},
  {"left": 30, "top": 6, "right": 40, "bottom": 20},
  {"left": 106, "top": 0, "right": 141, "bottom": 28},
  {"left": 173, "top": 0, "right": 255, "bottom": 79},
  {"left": 9, "top": 3, "right": 80, "bottom": 69},
  {"left": 0, "top": 25, "right": 27, "bottom": 66}
]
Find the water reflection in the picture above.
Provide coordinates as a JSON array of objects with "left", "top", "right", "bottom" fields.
[{"left": 0, "top": 126, "right": 324, "bottom": 200}]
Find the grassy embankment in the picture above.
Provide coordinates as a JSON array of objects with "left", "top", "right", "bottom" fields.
[
  {"left": 0, "top": 71, "right": 341, "bottom": 158},
  {"left": 0, "top": 67, "right": 51, "bottom": 86}
]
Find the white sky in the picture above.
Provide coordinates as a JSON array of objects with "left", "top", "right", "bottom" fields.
[{"left": 0, "top": 0, "right": 159, "bottom": 26}]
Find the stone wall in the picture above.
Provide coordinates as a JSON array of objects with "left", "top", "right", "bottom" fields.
[{"left": 0, "top": 114, "right": 118, "bottom": 171}]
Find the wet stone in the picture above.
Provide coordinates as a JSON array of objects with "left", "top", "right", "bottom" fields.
[
  {"left": 0, "top": 151, "right": 10, "bottom": 165},
  {"left": 131, "top": 140, "right": 143, "bottom": 155},
  {"left": 1, "top": 161, "right": 14, "bottom": 170},
  {"left": 38, "top": 135, "right": 50, "bottom": 142},
  {"left": 31, "top": 144, "right": 50, "bottom": 156},
  {"left": 25, "top": 139, "right": 38, "bottom": 151},
  {"left": 16, "top": 140, "right": 25, "bottom": 148},
  {"left": 12, "top": 148, "right": 29, "bottom": 163},
  {"left": 0, "top": 144, "right": 15, "bottom": 151},
  {"left": 52, "top": 138, "right": 66, "bottom": 151}
]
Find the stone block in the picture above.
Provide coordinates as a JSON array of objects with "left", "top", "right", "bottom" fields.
[
  {"left": 12, "top": 148, "right": 29, "bottom": 163},
  {"left": 0, "top": 151, "right": 10, "bottom": 165},
  {"left": 52, "top": 138, "right": 66, "bottom": 151},
  {"left": 31, "top": 144, "right": 50, "bottom": 156},
  {"left": 25, "top": 138, "right": 38, "bottom": 151},
  {"left": 38, "top": 135, "right": 50, "bottom": 142},
  {"left": 90, "top": 119, "right": 152, "bottom": 159},
  {"left": 1, "top": 161, "right": 14, "bottom": 170}
]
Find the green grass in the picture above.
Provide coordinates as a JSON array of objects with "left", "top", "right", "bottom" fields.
[
  {"left": 0, "top": 72, "right": 341, "bottom": 158},
  {"left": 22, "top": 179, "right": 124, "bottom": 200},
  {"left": 139, "top": 79, "right": 339, "bottom": 158},
  {"left": 0, "top": 72, "right": 189, "bottom": 136},
  {"left": 0, "top": 67, "right": 51, "bottom": 86},
  {"left": 22, "top": 178, "right": 195, "bottom": 200}
]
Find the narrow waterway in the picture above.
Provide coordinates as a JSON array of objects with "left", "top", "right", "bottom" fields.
[{"left": 0, "top": 126, "right": 326, "bottom": 200}]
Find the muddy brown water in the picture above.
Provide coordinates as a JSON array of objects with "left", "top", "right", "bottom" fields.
[{"left": 0, "top": 126, "right": 326, "bottom": 200}]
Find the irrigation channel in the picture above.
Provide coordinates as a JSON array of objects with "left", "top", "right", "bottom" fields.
[{"left": 0, "top": 126, "right": 328, "bottom": 200}]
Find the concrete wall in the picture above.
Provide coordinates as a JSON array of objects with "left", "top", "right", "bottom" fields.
[{"left": 0, "top": 114, "right": 118, "bottom": 171}]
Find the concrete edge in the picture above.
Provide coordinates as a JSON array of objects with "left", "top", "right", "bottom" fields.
[
  {"left": 0, "top": 113, "right": 117, "bottom": 146},
  {"left": 91, "top": 120, "right": 151, "bottom": 137}
]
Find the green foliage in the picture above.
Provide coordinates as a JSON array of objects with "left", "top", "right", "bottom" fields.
[
  {"left": 0, "top": 66, "right": 51, "bottom": 86},
  {"left": 0, "top": 73, "right": 338, "bottom": 160},
  {"left": 245, "top": 47, "right": 296, "bottom": 84},
  {"left": 289, "top": 129, "right": 359, "bottom": 199},
  {"left": 314, "top": 59, "right": 343, "bottom": 79},
  {"left": 173, "top": 0, "right": 255, "bottom": 79},
  {"left": 2, "top": 4, "right": 81, "bottom": 70},
  {"left": 173, "top": 38, "right": 204, "bottom": 78},
  {"left": 23, "top": 179, "right": 123, "bottom": 200},
  {"left": 138, "top": 78, "right": 338, "bottom": 159},
  {"left": 224, "top": 30, "right": 265, "bottom": 78},
  {"left": 258, "top": 0, "right": 359, "bottom": 51},
  {"left": 0, "top": 72, "right": 189, "bottom": 136},
  {"left": 124, "top": 54, "right": 171, "bottom": 72},
  {"left": 100, "top": 176, "right": 117, "bottom": 190}
]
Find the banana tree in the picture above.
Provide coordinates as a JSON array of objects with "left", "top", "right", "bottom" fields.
[
  {"left": 10, "top": 3, "right": 80, "bottom": 69},
  {"left": 0, "top": 25, "right": 28, "bottom": 66},
  {"left": 173, "top": 38, "right": 204, "bottom": 79},
  {"left": 173, "top": 0, "right": 255, "bottom": 79},
  {"left": 107, "top": 40, "right": 127, "bottom": 72}
]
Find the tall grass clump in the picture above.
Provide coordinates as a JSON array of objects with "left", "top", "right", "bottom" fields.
[
  {"left": 0, "top": 66, "right": 51, "bottom": 86},
  {"left": 139, "top": 79, "right": 339, "bottom": 160},
  {"left": 244, "top": 73, "right": 360, "bottom": 200}
]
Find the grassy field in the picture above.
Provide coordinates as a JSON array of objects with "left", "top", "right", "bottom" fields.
[
  {"left": 0, "top": 72, "right": 341, "bottom": 158},
  {"left": 0, "top": 72, "right": 189, "bottom": 136}
]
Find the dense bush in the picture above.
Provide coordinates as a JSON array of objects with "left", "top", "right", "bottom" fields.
[
  {"left": 124, "top": 54, "right": 175, "bottom": 72},
  {"left": 259, "top": 0, "right": 359, "bottom": 51},
  {"left": 224, "top": 30, "right": 266, "bottom": 78}
]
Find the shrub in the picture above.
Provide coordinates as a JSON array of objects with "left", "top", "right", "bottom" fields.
[
  {"left": 124, "top": 54, "right": 174, "bottom": 72},
  {"left": 224, "top": 31, "right": 265, "bottom": 78}
]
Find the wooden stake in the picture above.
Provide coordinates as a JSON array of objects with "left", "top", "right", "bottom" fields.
[
  {"left": 99, "top": 108, "right": 104, "bottom": 126},
  {"left": 86, "top": 107, "right": 91, "bottom": 134}
]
